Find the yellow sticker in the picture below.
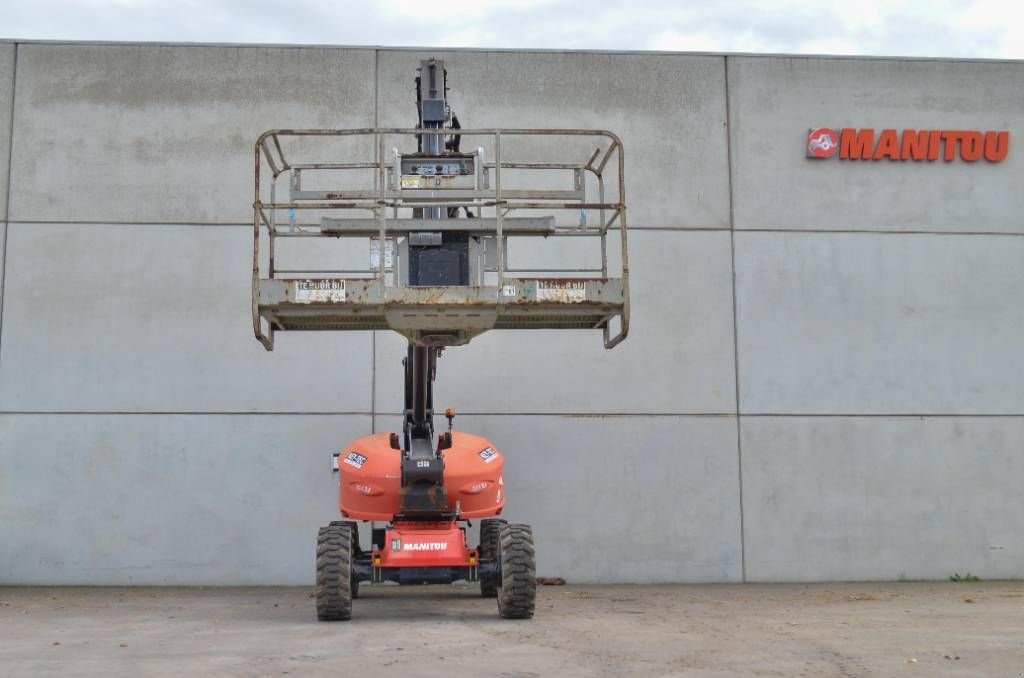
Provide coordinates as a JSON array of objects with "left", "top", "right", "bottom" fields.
[{"left": 400, "top": 176, "right": 421, "bottom": 189}]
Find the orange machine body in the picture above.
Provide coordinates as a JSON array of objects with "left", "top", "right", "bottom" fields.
[{"left": 337, "top": 431, "right": 505, "bottom": 521}]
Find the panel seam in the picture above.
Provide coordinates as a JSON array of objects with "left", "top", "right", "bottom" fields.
[
  {"left": 3, "top": 410, "right": 1021, "bottom": 417},
  {"left": 0, "top": 43, "right": 19, "bottom": 375},
  {"left": 724, "top": 55, "right": 747, "bottom": 583},
  {"left": 5, "top": 220, "right": 1022, "bottom": 237},
  {"left": 0, "top": 411, "right": 376, "bottom": 416}
]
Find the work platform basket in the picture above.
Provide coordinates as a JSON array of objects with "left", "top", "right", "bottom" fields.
[{"left": 252, "top": 128, "right": 629, "bottom": 349}]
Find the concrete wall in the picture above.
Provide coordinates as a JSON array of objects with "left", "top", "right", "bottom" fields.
[{"left": 1, "top": 42, "right": 1021, "bottom": 584}]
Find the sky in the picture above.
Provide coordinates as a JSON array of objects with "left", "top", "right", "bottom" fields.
[{"left": 0, "top": 0, "right": 1021, "bottom": 59}]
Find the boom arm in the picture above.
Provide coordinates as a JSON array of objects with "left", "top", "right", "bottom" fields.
[{"left": 398, "top": 59, "right": 459, "bottom": 516}]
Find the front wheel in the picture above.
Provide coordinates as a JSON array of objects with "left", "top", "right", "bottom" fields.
[
  {"left": 315, "top": 523, "right": 353, "bottom": 621},
  {"left": 497, "top": 523, "right": 536, "bottom": 619}
]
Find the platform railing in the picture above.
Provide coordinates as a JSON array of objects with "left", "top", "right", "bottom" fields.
[{"left": 253, "top": 128, "right": 629, "bottom": 350}]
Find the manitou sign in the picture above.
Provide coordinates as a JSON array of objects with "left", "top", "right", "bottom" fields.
[{"left": 807, "top": 127, "right": 1010, "bottom": 162}]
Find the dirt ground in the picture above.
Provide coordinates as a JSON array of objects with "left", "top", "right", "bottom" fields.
[{"left": 1, "top": 582, "right": 1022, "bottom": 677}]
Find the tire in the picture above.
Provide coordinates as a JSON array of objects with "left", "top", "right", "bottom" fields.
[
  {"left": 330, "top": 520, "right": 361, "bottom": 553},
  {"left": 497, "top": 523, "right": 536, "bottom": 619},
  {"left": 478, "top": 518, "right": 507, "bottom": 598},
  {"left": 315, "top": 523, "right": 353, "bottom": 621},
  {"left": 330, "top": 520, "right": 361, "bottom": 599}
]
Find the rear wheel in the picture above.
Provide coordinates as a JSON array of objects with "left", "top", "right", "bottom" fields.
[
  {"left": 478, "top": 518, "right": 507, "bottom": 598},
  {"left": 497, "top": 523, "right": 536, "bottom": 619},
  {"left": 315, "top": 523, "right": 353, "bottom": 621}
]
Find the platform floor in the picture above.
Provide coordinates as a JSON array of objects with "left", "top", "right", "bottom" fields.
[{"left": 2, "top": 582, "right": 1022, "bottom": 677}]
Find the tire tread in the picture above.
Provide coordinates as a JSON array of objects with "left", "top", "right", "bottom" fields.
[
  {"left": 315, "top": 524, "right": 353, "bottom": 621},
  {"left": 497, "top": 523, "right": 536, "bottom": 619},
  {"left": 479, "top": 518, "right": 508, "bottom": 598}
]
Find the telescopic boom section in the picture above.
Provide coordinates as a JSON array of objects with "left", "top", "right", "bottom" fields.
[
  {"left": 403, "top": 344, "right": 435, "bottom": 456},
  {"left": 398, "top": 59, "right": 459, "bottom": 517}
]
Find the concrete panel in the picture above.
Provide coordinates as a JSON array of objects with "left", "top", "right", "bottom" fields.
[
  {"left": 741, "top": 416, "right": 1024, "bottom": 581},
  {"left": 729, "top": 56, "right": 1024, "bottom": 232},
  {"left": 736, "top": 231, "right": 1024, "bottom": 414},
  {"left": 0, "top": 223, "right": 372, "bottom": 412},
  {"left": 0, "top": 44, "right": 13, "bottom": 219},
  {"left": 374, "top": 413, "right": 742, "bottom": 583},
  {"left": 375, "top": 230, "right": 736, "bottom": 414},
  {"left": 0, "top": 413, "right": 370, "bottom": 585},
  {"left": 377, "top": 50, "right": 730, "bottom": 229},
  {"left": 7, "top": 44, "right": 375, "bottom": 223}
]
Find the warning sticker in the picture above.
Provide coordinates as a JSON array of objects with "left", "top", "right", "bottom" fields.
[
  {"left": 536, "top": 280, "right": 586, "bottom": 303},
  {"left": 479, "top": 447, "right": 498, "bottom": 463},
  {"left": 295, "top": 279, "right": 345, "bottom": 303},
  {"left": 370, "top": 237, "right": 394, "bottom": 272},
  {"left": 343, "top": 451, "right": 367, "bottom": 469}
]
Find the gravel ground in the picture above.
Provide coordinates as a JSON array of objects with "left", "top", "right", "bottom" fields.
[{"left": 1, "top": 582, "right": 1022, "bottom": 677}]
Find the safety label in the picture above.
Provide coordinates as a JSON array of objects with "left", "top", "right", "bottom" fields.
[
  {"left": 343, "top": 451, "right": 367, "bottom": 469},
  {"left": 295, "top": 279, "right": 346, "bottom": 303},
  {"left": 536, "top": 280, "right": 586, "bottom": 303},
  {"left": 370, "top": 237, "right": 394, "bottom": 272}
]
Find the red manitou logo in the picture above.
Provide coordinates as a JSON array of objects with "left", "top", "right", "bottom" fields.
[
  {"left": 807, "top": 128, "right": 839, "bottom": 158},
  {"left": 807, "top": 127, "right": 1010, "bottom": 162}
]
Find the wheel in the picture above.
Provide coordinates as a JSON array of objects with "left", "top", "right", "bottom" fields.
[
  {"left": 315, "top": 523, "right": 353, "bottom": 621},
  {"left": 330, "top": 520, "right": 361, "bottom": 552},
  {"left": 330, "top": 520, "right": 361, "bottom": 599},
  {"left": 478, "top": 518, "right": 507, "bottom": 598},
  {"left": 497, "top": 523, "right": 536, "bottom": 619}
]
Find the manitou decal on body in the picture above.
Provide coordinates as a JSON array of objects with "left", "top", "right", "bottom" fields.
[
  {"left": 479, "top": 447, "right": 498, "bottom": 463},
  {"left": 806, "top": 128, "right": 1010, "bottom": 162},
  {"left": 403, "top": 542, "right": 448, "bottom": 551}
]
